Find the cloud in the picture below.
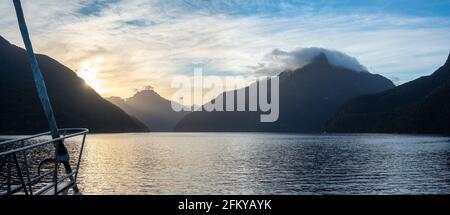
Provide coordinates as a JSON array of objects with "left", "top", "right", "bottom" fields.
[
  {"left": 253, "top": 47, "right": 367, "bottom": 76},
  {"left": 77, "top": 0, "right": 122, "bottom": 16},
  {"left": 1, "top": 0, "right": 450, "bottom": 99}
]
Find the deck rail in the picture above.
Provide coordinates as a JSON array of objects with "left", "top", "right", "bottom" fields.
[{"left": 0, "top": 128, "right": 88, "bottom": 195}]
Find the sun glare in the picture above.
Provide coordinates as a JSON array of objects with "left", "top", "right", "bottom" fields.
[{"left": 77, "top": 68, "right": 103, "bottom": 93}]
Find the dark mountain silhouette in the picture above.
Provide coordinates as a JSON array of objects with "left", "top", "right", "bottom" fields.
[
  {"left": 325, "top": 53, "right": 450, "bottom": 134},
  {"left": 0, "top": 36, "right": 148, "bottom": 134},
  {"left": 175, "top": 53, "right": 394, "bottom": 132},
  {"left": 106, "top": 89, "right": 190, "bottom": 131}
]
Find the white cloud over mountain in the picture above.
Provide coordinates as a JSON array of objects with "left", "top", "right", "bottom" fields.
[{"left": 254, "top": 47, "right": 368, "bottom": 76}]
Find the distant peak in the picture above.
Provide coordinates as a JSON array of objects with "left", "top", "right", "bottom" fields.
[
  {"left": 137, "top": 89, "right": 157, "bottom": 94},
  {"left": 311, "top": 52, "right": 329, "bottom": 65},
  {"left": 133, "top": 89, "right": 161, "bottom": 99}
]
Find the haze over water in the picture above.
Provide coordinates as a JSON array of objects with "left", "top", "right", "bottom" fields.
[{"left": 76, "top": 133, "right": 450, "bottom": 195}]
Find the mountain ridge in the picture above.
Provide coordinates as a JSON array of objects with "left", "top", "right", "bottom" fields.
[
  {"left": 325, "top": 52, "right": 450, "bottom": 134},
  {"left": 175, "top": 53, "right": 394, "bottom": 132},
  {"left": 0, "top": 36, "right": 149, "bottom": 134},
  {"left": 107, "top": 89, "right": 190, "bottom": 131}
]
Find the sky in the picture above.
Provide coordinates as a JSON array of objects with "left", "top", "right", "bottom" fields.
[{"left": 1, "top": 0, "right": 450, "bottom": 102}]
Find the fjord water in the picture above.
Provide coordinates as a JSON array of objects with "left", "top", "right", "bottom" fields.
[{"left": 76, "top": 133, "right": 450, "bottom": 194}]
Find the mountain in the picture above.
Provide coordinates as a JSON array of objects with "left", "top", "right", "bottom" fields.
[
  {"left": 0, "top": 36, "right": 149, "bottom": 134},
  {"left": 325, "top": 53, "right": 450, "bottom": 134},
  {"left": 175, "top": 53, "right": 395, "bottom": 132},
  {"left": 107, "top": 89, "right": 190, "bottom": 131}
]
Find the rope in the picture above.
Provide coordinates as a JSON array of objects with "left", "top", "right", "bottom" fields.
[{"left": 12, "top": 0, "right": 79, "bottom": 194}]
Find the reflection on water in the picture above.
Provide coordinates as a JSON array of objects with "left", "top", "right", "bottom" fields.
[{"left": 76, "top": 133, "right": 450, "bottom": 194}]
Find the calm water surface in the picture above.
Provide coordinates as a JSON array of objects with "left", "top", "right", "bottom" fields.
[{"left": 76, "top": 133, "right": 450, "bottom": 194}]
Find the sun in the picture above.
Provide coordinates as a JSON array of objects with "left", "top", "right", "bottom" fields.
[{"left": 77, "top": 68, "right": 103, "bottom": 93}]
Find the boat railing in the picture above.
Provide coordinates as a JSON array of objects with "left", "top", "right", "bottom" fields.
[{"left": 0, "top": 128, "right": 88, "bottom": 195}]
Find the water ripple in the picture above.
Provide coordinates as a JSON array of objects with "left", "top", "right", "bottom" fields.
[{"left": 76, "top": 133, "right": 450, "bottom": 195}]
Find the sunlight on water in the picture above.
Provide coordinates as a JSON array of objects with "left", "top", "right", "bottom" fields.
[{"left": 76, "top": 133, "right": 450, "bottom": 194}]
